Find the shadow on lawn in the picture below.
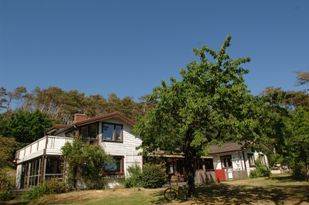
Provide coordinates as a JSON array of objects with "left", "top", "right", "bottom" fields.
[{"left": 152, "top": 183, "right": 309, "bottom": 205}]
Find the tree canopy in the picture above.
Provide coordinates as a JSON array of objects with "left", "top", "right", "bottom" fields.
[
  {"left": 262, "top": 71, "right": 309, "bottom": 179},
  {"left": 0, "top": 136, "right": 17, "bottom": 168},
  {"left": 0, "top": 109, "right": 53, "bottom": 144},
  {"left": 134, "top": 36, "right": 265, "bottom": 195},
  {"left": 0, "top": 86, "right": 149, "bottom": 124}
]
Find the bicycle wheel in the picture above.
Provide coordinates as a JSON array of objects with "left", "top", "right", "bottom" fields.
[{"left": 164, "top": 187, "right": 177, "bottom": 201}]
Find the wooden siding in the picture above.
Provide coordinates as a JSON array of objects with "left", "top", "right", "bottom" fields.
[{"left": 98, "top": 120, "right": 143, "bottom": 177}]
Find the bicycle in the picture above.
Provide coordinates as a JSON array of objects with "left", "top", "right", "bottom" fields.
[{"left": 164, "top": 175, "right": 188, "bottom": 201}]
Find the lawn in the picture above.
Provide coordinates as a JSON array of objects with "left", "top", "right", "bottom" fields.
[{"left": 4, "top": 175, "right": 309, "bottom": 205}]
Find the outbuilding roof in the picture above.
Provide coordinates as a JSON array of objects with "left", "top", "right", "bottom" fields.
[{"left": 209, "top": 142, "right": 245, "bottom": 154}]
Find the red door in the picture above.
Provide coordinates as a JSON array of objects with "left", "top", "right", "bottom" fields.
[{"left": 215, "top": 169, "right": 226, "bottom": 182}]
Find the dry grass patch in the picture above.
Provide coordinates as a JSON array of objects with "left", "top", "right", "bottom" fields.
[
  {"left": 3, "top": 175, "right": 308, "bottom": 205},
  {"left": 31, "top": 188, "right": 161, "bottom": 205}
]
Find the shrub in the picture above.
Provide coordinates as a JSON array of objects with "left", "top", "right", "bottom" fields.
[
  {"left": 0, "top": 191, "right": 13, "bottom": 201},
  {"left": 22, "top": 184, "right": 48, "bottom": 201},
  {"left": 45, "top": 179, "right": 67, "bottom": 194},
  {"left": 125, "top": 165, "right": 143, "bottom": 188},
  {"left": 141, "top": 163, "right": 166, "bottom": 188},
  {"left": 0, "top": 169, "right": 14, "bottom": 201},
  {"left": 250, "top": 159, "right": 271, "bottom": 178},
  {"left": 22, "top": 179, "right": 68, "bottom": 201},
  {"left": 62, "top": 140, "right": 110, "bottom": 190}
]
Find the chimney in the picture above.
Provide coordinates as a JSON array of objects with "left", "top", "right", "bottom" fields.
[{"left": 73, "top": 114, "right": 88, "bottom": 123}]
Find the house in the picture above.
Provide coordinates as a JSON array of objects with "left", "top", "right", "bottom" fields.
[
  {"left": 210, "top": 142, "right": 269, "bottom": 181},
  {"left": 146, "top": 142, "right": 269, "bottom": 184},
  {"left": 15, "top": 112, "right": 269, "bottom": 189},
  {"left": 15, "top": 112, "right": 143, "bottom": 189}
]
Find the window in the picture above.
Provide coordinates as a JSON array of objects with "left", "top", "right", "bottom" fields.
[
  {"left": 102, "top": 123, "right": 123, "bottom": 142},
  {"left": 79, "top": 123, "right": 98, "bottom": 139},
  {"left": 204, "top": 159, "right": 214, "bottom": 170},
  {"left": 220, "top": 155, "right": 232, "bottom": 168},
  {"left": 46, "top": 156, "right": 63, "bottom": 174},
  {"left": 29, "top": 158, "right": 40, "bottom": 186},
  {"left": 88, "top": 123, "right": 99, "bottom": 138},
  {"left": 104, "top": 156, "right": 124, "bottom": 174},
  {"left": 247, "top": 153, "right": 255, "bottom": 167},
  {"left": 80, "top": 126, "right": 88, "bottom": 139}
]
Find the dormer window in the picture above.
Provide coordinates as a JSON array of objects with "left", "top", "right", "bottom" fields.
[{"left": 102, "top": 123, "right": 123, "bottom": 142}]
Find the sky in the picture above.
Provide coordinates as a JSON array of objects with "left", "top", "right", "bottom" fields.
[{"left": 0, "top": 0, "right": 308, "bottom": 100}]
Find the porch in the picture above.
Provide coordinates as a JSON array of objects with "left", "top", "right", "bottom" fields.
[
  {"left": 146, "top": 154, "right": 217, "bottom": 184},
  {"left": 15, "top": 136, "right": 73, "bottom": 189}
]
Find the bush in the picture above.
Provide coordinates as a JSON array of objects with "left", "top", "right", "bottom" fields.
[
  {"left": 45, "top": 179, "right": 67, "bottom": 194},
  {"left": 22, "top": 184, "right": 48, "bottom": 201},
  {"left": 62, "top": 140, "right": 109, "bottom": 190},
  {"left": 141, "top": 164, "right": 166, "bottom": 188},
  {"left": 250, "top": 159, "right": 271, "bottom": 178},
  {"left": 0, "top": 191, "right": 13, "bottom": 201},
  {"left": 0, "top": 169, "right": 14, "bottom": 201},
  {"left": 125, "top": 165, "right": 143, "bottom": 188},
  {"left": 22, "top": 179, "right": 68, "bottom": 201}
]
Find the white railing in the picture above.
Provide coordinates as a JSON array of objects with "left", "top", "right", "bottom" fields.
[{"left": 16, "top": 136, "right": 73, "bottom": 163}]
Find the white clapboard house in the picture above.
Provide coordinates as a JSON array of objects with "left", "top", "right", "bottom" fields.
[{"left": 15, "top": 112, "right": 143, "bottom": 189}]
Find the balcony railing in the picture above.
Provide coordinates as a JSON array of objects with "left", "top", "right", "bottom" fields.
[{"left": 16, "top": 136, "right": 73, "bottom": 163}]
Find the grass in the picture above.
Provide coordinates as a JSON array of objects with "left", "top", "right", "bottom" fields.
[
  {"left": 3, "top": 175, "right": 309, "bottom": 205},
  {"left": 32, "top": 188, "right": 159, "bottom": 205}
]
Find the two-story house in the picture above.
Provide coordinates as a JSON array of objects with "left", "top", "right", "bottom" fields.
[{"left": 15, "top": 112, "right": 143, "bottom": 189}]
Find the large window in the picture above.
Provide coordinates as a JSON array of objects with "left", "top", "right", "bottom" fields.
[
  {"left": 29, "top": 158, "right": 40, "bottom": 187},
  {"left": 46, "top": 156, "right": 63, "bottom": 174},
  {"left": 102, "top": 123, "right": 123, "bottom": 142},
  {"left": 79, "top": 123, "right": 98, "bottom": 139},
  {"left": 45, "top": 156, "right": 64, "bottom": 181},
  {"left": 104, "top": 156, "right": 124, "bottom": 175},
  {"left": 247, "top": 153, "right": 255, "bottom": 167},
  {"left": 220, "top": 155, "right": 232, "bottom": 168}
]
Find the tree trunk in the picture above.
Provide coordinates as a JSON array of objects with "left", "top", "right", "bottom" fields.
[{"left": 184, "top": 128, "right": 196, "bottom": 197}]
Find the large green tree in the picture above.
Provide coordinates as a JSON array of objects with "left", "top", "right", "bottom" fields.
[
  {"left": 134, "top": 36, "right": 263, "bottom": 195},
  {"left": 283, "top": 107, "right": 309, "bottom": 179},
  {"left": 0, "top": 109, "right": 53, "bottom": 144},
  {"left": 262, "top": 71, "right": 309, "bottom": 179}
]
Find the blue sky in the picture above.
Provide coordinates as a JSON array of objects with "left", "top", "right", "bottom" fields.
[{"left": 0, "top": 0, "right": 308, "bottom": 100}]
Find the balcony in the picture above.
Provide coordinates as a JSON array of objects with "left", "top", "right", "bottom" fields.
[{"left": 15, "top": 136, "right": 73, "bottom": 164}]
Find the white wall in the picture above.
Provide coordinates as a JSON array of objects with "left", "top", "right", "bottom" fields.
[
  {"left": 213, "top": 151, "right": 246, "bottom": 172},
  {"left": 98, "top": 120, "right": 143, "bottom": 177},
  {"left": 16, "top": 165, "right": 22, "bottom": 189},
  {"left": 16, "top": 136, "right": 73, "bottom": 164},
  {"left": 243, "top": 149, "right": 269, "bottom": 176}
]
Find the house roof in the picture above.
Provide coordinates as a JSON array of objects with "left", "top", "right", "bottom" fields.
[
  {"left": 73, "top": 111, "right": 135, "bottom": 127},
  {"left": 54, "top": 111, "right": 135, "bottom": 135},
  {"left": 209, "top": 142, "right": 245, "bottom": 154}
]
